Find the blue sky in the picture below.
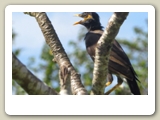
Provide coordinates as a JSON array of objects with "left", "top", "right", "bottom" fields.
[{"left": 12, "top": 12, "right": 148, "bottom": 92}]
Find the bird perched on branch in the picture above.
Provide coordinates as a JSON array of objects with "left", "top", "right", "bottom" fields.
[{"left": 73, "top": 12, "right": 141, "bottom": 95}]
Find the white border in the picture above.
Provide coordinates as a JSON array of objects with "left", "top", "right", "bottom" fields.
[{"left": 5, "top": 5, "right": 155, "bottom": 115}]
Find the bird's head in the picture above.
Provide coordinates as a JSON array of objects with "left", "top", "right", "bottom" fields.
[{"left": 73, "top": 12, "right": 103, "bottom": 30}]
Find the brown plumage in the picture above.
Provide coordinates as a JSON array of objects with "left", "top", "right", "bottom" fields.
[{"left": 74, "top": 12, "right": 141, "bottom": 95}]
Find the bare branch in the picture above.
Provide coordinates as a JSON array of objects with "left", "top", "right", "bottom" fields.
[
  {"left": 24, "top": 12, "right": 88, "bottom": 95},
  {"left": 12, "top": 52, "right": 58, "bottom": 95},
  {"left": 58, "top": 65, "right": 71, "bottom": 95},
  {"left": 91, "top": 12, "right": 129, "bottom": 95}
]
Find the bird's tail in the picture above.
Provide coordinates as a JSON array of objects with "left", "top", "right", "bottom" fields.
[{"left": 127, "top": 80, "right": 141, "bottom": 95}]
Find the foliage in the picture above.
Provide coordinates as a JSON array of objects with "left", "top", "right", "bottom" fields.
[
  {"left": 67, "top": 22, "right": 148, "bottom": 95},
  {"left": 12, "top": 20, "right": 148, "bottom": 95},
  {"left": 12, "top": 29, "right": 26, "bottom": 95},
  {"left": 117, "top": 24, "right": 148, "bottom": 95}
]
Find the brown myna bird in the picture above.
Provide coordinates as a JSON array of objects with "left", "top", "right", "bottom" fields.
[{"left": 73, "top": 12, "right": 141, "bottom": 95}]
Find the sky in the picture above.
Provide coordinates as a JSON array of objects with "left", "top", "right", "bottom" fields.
[
  {"left": 12, "top": 12, "right": 148, "bottom": 93},
  {"left": 12, "top": 12, "right": 148, "bottom": 63}
]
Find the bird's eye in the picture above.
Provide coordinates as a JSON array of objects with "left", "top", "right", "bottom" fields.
[
  {"left": 85, "top": 14, "right": 94, "bottom": 20},
  {"left": 81, "top": 13, "right": 87, "bottom": 18}
]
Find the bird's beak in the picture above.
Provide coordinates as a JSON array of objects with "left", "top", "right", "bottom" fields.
[
  {"left": 73, "top": 13, "right": 94, "bottom": 25},
  {"left": 73, "top": 21, "right": 82, "bottom": 25},
  {"left": 74, "top": 14, "right": 81, "bottom": 17},
  {"left": 73, "top": 14, "right": 82, "bottom": 25}
]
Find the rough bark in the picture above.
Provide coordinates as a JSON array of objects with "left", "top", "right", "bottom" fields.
[
  {"left": 59, "top": 66, "right": 71, "bottom": 95},
  {"left": 24, "top": 12, "right": 88, "bottom": 95},
  {"left": 91, "top": 12, "right": 129, "bottom": 95},
  {"left": 12, "top": 53, "right": 58, "bottom": 95}
]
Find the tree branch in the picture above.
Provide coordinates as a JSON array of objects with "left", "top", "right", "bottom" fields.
[
  {"left": 24, "top": 12, "right": 88, "bottom": 95},
  {"left": 58, "top": 66, "right": 71, "bottom": 95},
  {"left": 91, "top": 12, "right": 129, "bottom": 95},
  {"left": 12, "top": 52, "right": 58, "bottom": 95}
]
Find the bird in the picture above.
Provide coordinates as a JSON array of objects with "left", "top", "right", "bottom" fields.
[{"left": 73, "top": 12, "right": 141, "bottom": 95}]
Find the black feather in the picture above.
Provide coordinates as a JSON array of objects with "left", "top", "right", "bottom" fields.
[{"left": 76, "top": 12, "right": 141, "bottom": 95}]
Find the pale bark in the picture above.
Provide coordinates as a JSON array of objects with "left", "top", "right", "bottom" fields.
[
  {"left": 12, "top": 53, "right": 58, "bottom": 95},
  {"left": 58, "top": 66, "right": 71, "bottom": 95},
  {"left": 13, "top": 12, "right": 128, "bottom": 95},
  {"left": 91, "top": 12, "right": 129, "bottom": 95},
  {"left": 24, "top": 12, "right": 88, "bottom": 95}
]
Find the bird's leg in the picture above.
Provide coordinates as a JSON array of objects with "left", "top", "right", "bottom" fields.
[
  {"left": 106, "top": 73, "right": 113, "bottom": 86},
  {"left": 105, "top": 77, "right": 123, "bottom": 95}
]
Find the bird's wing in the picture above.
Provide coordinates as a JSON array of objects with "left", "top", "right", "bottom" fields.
[
  {"left": 84, "top": 30, "right": 138, "bottom": 81},
  {"left": 110, "top": 40, "right": 138, "bottom": 81}
]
